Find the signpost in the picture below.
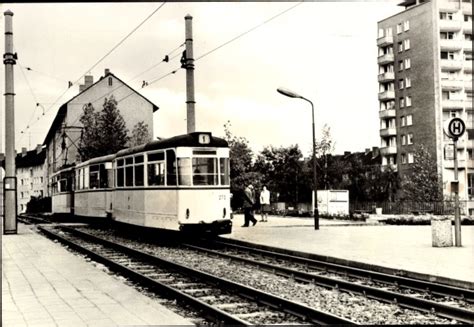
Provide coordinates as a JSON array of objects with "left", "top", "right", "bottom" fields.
[{"left": 445, "top": 117, "right": 466, "bottom": 247}]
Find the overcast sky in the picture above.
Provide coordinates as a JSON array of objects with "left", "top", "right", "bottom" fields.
[{"left": 0, "top": 1, "right": 403, "bottom": 157}]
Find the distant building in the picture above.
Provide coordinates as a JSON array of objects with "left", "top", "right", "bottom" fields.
[
  {"left": 377, "top": 0, "right": 473, "bottom": 214},
  {"left": 43, "top": 69, "right": 159, "bottom": 194},
  {"left": 0, "top": 146, "right": 47, "bottom": 213}
]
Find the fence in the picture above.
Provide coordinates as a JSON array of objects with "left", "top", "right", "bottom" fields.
[{"left": 350, "top": 200, "right": 473, "bottom": 216}]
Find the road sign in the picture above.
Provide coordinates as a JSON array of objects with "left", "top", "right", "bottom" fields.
[{"left": 447, "top": 117, "right": 466, "bottom": 139}]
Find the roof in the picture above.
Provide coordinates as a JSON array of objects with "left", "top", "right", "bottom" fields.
[
  {"left": 43, "top": 72, "right": 159, "bottom": 146},
  {"left": 115, "top": 132, "right": 228, "bottom": 158},
  {"left": 0, "top": 148, "right": 46, "bottom": 169}
]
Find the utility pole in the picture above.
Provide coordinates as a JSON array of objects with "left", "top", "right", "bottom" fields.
[
  {"left": 184, "top": 14, "right": 195, "bottom": 133},
  {"left": 3, "top": 10, "right": 17, "bottom": 234}
]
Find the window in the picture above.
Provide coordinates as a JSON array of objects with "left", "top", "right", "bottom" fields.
[
  {"left": 406, "top": 96, "right": 412, "bottom": 107},
  {"left": 192, "top": 157, "right": 218, "bottom": 186},
  {"left": 178, "top": 158, "right": 191, "bottom": 186},
  {"left": 468, "top": 173, "right": 474, "bottom": 197},
  {"left": 404, "top": 58, "right": 411, "bottom": 69},
  {"left": 440, "top": 12, "right": 454, "bottom": 20},
  {"left": 404, "top": 20, "right": 410, "bottom": 31},
  {"left": 401, "top": 134, "right": 407, "bottom": 145},
  {"left": 134, "top": 155, "right": 144, "bottom": 187},
  {"left": 399, "top": 60, "right": 404, "bottom": 71},
  {"left": 399, "top": 79, "right": 404, "bottom": 89},
  {"left": 408, "top": 133, "right": 414, "bottom": 144},
  {"left": 89, "top": 165, "right": 100, "bottom": 189},
  {"left": 386, "top": 27, "right": 393, "bottom": 36},
  {"left": 401, "top": 115, "right": 406, "bottom": 126},
  {"left": 465, "top": 33, "right": 473, "bottom": 41},
  {"left": 405, "top": 77, "right": 411, "bottom": 88},
  {"left": 398, "top": 41, "right": 403, "bottom": 52},
  {"left": 406, "top": 114, "right": 413, "bottom": 126},
  {"left": 441, "top": 51, "right": 455, "bottom": 60},
  {"left": 401, "top": 153, "right": 407, "bottom": 164},
  {"left": 166, "top": 150, "right": 177, "bottom": 186},
  {"left": 220, "top": 158, "right": 230, "bottom": 186},
  {"left": 465, "top": 15, "right": 472, "bottom": 22},
  {"left": 116, "top": 159, "right": 124, "bottom": 187},
  {"left": 108, "top": 77, "right": 113, "bottom": 86},
  {"left": 397, "top": 23, "right": 403, "bottom": 34},
  {"left": 400, "top": 97, "right": 405, "bottom": 108},
  {"left": 378, "top": 28, "right": 384, "bottom": 38},
  {"left": 441, "top": 32, "right": 456, "bottom": 39},
  {"left": 125, "top": 157, "right": 133, "bottom": 187},
  {"left": 403, "top": 39, "right": 410, "bottom": 50},
  {"left": 148, "top": 152, "right": 165, "bottom": 186},
  {"left": 408, "top": 152, "right": 414, "bottom": 163}
]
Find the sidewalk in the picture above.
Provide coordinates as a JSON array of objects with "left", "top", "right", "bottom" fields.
[
  {"left": 227, "top": 214, "right": 474, "bottom": 287},
  {"left": 2, "top": 223, "right": 192, "bottom": 327}
]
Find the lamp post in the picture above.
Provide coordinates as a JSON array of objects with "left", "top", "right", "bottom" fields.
[{"left": 277, "top": 88, "right": 319, "bottom": 230}]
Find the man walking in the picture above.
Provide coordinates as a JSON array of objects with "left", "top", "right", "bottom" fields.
[{"left": 242, "top": 184, "right": 257, "bottom": 227}]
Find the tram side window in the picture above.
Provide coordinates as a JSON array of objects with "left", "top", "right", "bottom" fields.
[
  {"left": 166, "top": 150, "right": 177, "bottom": 186},
  {"left": 117, "top": 159, "right": 124, "bottom": 187},
  {"left": 90, "top": 165, "right": 100, "bottom": 189},
  {"left": 178, "top": 158, "right": 191, "bottom": 186},
  {"left": 148, "top": 152, "right": 165, "bottom": 186},
  {"left": 192, "top": 157, "right": 218, "bottom": 185},
  {"left": 125, "top": 157, "right": 134, "bottom": 187},
  {"left": 99, "top": 164, "right": 108, "bottom": 188},
  {"left": 219, "top": 158, "right": 230, "bottom": 185},
  {"left": 135, "top": 155, "right": 144, "bottom": 187}
]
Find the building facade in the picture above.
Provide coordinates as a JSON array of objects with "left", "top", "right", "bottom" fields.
[
  {"left": 43, "top": 69, "right": 159, "bottom": 194},
  {"left": 377, "top": 0, "right": 473, "bottom": 214}
]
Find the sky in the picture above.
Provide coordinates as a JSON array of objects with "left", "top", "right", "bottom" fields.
[{"left": 0, "top": 1, "right": 404, "bottom": 157}]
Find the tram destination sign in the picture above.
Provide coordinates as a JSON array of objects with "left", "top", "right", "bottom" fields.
[{"left": 446, "top": 117, "right": 466, "bottom": 139}]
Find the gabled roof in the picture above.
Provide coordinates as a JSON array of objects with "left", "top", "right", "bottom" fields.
[
  {"left": 42, "top": 72, "right": 159, "bottom": 146},
  {"left": 0, "top": 148, "right": 46, "bottom": 169}
]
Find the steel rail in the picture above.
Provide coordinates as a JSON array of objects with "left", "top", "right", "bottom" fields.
[
  {"left": 209, "top": 238, "right": 474, "bottom": 302},
  {"left": 39, "top": 225, "right": 356, "bottom": 325},
  {"left": 182, "top": 242, "right": 474, "bottom": 324}
]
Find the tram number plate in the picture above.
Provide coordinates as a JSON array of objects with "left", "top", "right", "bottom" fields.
[{"left": 218, "top": 195, "right": 226, "bottom": 200}]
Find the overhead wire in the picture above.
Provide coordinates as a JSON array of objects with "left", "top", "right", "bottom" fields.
[{"left": 20, "top": 2, "right": 167, "bottom": 134}]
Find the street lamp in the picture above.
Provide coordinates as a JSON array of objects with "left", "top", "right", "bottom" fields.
[{"left": 277, "top": 87, "right": 319, "bottom": 230}]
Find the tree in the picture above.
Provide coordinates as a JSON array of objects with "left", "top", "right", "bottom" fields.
[
  {"left": 400, "top": 144, "right": 443, "bottom": 202},
  {"left": 223, "top": 121, "right": 262, "bottom": 209},
  {"left": 130, "top": 121, "right": 152, "bottom": 147},
  {"left": 314, "top": 124, "right": 335, "bottom": 190},
  {"left": 78, "top": 95, "right": 129, "bottom": 161}
]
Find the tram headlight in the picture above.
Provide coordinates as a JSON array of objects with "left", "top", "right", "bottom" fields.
[
  {"left": 223, "top": 207, "right": 227, "bottom": 218},
  {"left": 186, "top": 208, "right": 190, "bottom": 219}
]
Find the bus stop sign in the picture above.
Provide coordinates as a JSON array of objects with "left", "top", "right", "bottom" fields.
[{"left": 447, "top": 117, "right": 466, "bottom": 139}]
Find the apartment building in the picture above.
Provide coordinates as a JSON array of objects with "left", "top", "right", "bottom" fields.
[{"left": 377, "top": 0, "right": 473, "bottom": 214}]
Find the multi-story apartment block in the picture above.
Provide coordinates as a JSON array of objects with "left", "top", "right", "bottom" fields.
[{"left": 377, "top": 0, "right": 473, "bottom": 214}]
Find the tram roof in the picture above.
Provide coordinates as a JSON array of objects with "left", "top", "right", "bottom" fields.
[
  {"left": 115, "top": 132, "right": 228, "bottom": 158},
  {"left": 75, "top": 154, "right": 116, "bottom": 168}
]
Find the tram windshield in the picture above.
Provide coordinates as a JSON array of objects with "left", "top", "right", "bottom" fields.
[{"left": 192, "top": 157, "right": 218, "bottom": 186}]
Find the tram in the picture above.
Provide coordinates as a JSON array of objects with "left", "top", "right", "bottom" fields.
[{"left": 50, "top": 166, "right": 75, "bottom": 215}]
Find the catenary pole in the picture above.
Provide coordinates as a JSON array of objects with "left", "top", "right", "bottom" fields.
[
  {"left": 184, "top": 14, "right": 195, "bottom": 133},
  {"left": 3, "top": 9, "right": 17, "bottom": 234}
]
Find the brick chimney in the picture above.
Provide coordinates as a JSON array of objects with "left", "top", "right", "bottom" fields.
[
  {"left": 79, "top": 74, "right": 94, "bottom": 92},
  {"left": 104, "top": 68, "right": 110, "bottom": 76},
  {"left": 21, "top": 147, "right": 27, "bottom": 157}
]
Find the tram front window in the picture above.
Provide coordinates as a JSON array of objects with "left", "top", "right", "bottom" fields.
[{"left": 192, "top": 157, "right": 218, "bottom": 186}]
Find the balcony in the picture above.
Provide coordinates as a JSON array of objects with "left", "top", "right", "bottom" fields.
[
  {"left": 442, "top": 99, "right": 465, "bottom": 108},
  {"left": 377, "top": 35, "right": 394, "bottom": 47},
  {"left": 464, "top": 61, "right": 472, "bottom": 72},
  {"left": 440, "top": 39, "right": 463, "bottom": 51},
  {"left": 468, "top": 139, "right": 474, "bottom": 149},
  {"left": 440, "top": 59, "right": 463, "bottom": 70},
  {"left": 463, "top": 40, "right": 472, "bottom": 51},
  {"left": 463, "top": 22, "right": 472, "bottom": 33},
  {"left": 380, "top": 146, "right": 398, "bottom": 155},
  {"left": 444, "top": 159, "right": 466, "bottom": 169},
  {"left": 381, "top": 163, "right": 398, "bottom": 172},
  {"left": 379, "top": 109, "right": 396, "bottom": 119},
  {"left": 378, "top": 90, "right": 395, "bottom": 100},
  {"left": 378, "top": 72, "right": 395, "bottom": 82},
  {"left": 440, "top": 19, "right": 462, "bottom": 31},
  {"left": 380, "top": 127, "right": 397, "bottom": 137},
  {"left": 441, "top": 78, "right": 464, "bottom": 90},
  {"left": 439, "top": 3, "right": 460, "bottom": 12},
  {"left": 462, "top": 2, "right": 472, "bottom": 13},
  {"left": 377, "top": 53, "right": 394, "bottom": 65}
]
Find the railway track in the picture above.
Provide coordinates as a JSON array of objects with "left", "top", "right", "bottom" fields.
[
  {"left": 182, "top": 238, "right": 474, "bottom": 324},
  {"left": 17, "top": 213, "right": 52, "bottom": 225},
  {"left": 38, "top": 225, "right": 356, "bottom": 326}
]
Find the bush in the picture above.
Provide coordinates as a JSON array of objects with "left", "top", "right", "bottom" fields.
[{"left": 26, "top": 196, "right": 51, "bottom": 213}]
